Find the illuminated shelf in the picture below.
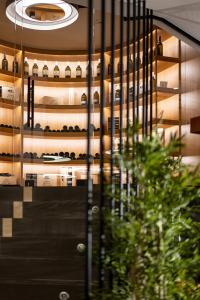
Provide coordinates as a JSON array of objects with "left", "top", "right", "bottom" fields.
[
  {"left": 156, "top": 87, "right": 180, "bottom": 101},
  {"left": 0, "top": 98, "right": 20, "bottom": 109},
  {"left": 23, "top": 129, "right": 100, "bottom": 139},
  {"left": 106, "top": 56, "right": 180, "bottom": 84},
  {"left": 23, "top": 87, "right": 179, "bottom": 114},
  {"left": 23, "top": 56, "right": 179, "bottom": 87},
  {"left": 23, "top": 158, "right": 102, "bottom": 165},
  {"left": 24, "top": 75, "right": 100, "bottom": 87},
  {"left": 0, "top": 69, "right": 21, "bottom": 82},
  {"left": 0, "top": 127, "right": 20, "bottom": 136},
  {"left": 107, "top": 87, "right": 180, "bottom": 111},
  {"left": 24, "top": 103, "right": 100, "bottom": 113},
  {"left": 0, "top": 156, "right": 20, "bottom": 162},
  {"left": 114, "top": 119, "right": 180, "bottom": 137},
  {"left": 151, "top": 118, "right": 180, "bottom": 128}
]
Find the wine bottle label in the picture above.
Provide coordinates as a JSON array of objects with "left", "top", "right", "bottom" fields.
[
  {"left": 43, "top": 69, "right": 48, "bottom": 76},
  {"left": 76, "top": 70, "right": 82, "bottom": 77},
  {"left": 54, "top": 70, "right": 60, "bottom": 76},
  {"left": 81, "top": 100, "right": 87, "bottom": 105},
  {"left": 65, "top": 71, "right": 71, "bottom": 77},
  {"left": 33, "top": 68, "right": 38, "bottom": 75},
  {"left": 94, "top": 98, "right": 99, "bottom": 104}
]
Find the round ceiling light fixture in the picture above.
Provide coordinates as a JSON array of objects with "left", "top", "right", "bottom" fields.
[{"left": 6, "top": 0, "right": 79, "bottom": 30}]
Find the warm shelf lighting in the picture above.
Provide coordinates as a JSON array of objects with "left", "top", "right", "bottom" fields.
[
  {"left": 6, "top": 0, "right": 79, "bottom": 31},
  {"left": 42, "top": 155, "right": 71, "bottom": 163}
]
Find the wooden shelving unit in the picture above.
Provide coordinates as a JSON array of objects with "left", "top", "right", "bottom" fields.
[
  {"left": 24, "top": 103, "right": 101, "bottom": 113},
  {"left": 0, "top": 98, "right": 20, "bottom": 109},
  {"left": 23, "top": 158, "right": 103, "bottom": 166},
  {"left": 23, "top": 130, "right": 100, "bottom": 139},
  {"left": 0, "top": 127, "right": 20, "bottom": 136},
  {"left": 0, "top": 27, "right": 181, "bottom": 186}
]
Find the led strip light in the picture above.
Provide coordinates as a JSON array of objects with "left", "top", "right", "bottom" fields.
[{"left": 6, "top": 0, "right": 79, "bottom": 30}]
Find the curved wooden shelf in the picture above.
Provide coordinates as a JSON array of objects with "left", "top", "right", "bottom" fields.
[
  {"left": 0, "top": 69, "right": 21, "bottom": 82},
  {"left": 4, "top": 87, "right": 178, "bottom": 113},
  {"left": 23, "top": 87, "right": 179, "bottom": 115},
  {"left": 0, "top": 98, "right": 20, "bottom": 109},
  {"left": 24, "top": 75, "right": 100, "bottom": 87},
  {"left": 109, "top": 56, "right": 180, "bottom": 84},
  {"left": 114, "top": 119, "right": 180, "bottom": 137},
  {"left": 23, "top": 158, "right": 102, "bottom": 166},
  {"left": 151, "top": 118, "right": 180, "bottom": 128},
  {"left": 23, "top": 130, "right": 100, "bottom": 139},
  {"left": 0, "top": 156, "right": 20, "bottom": 163},
  {"left": 24, "top": 103, "right": 100, "bottom": 113},
  {"left": 23, "top": 56, "right": 179, "bottom": 87},
  {"left": 107, "top": 87, "right": 180, "bottom": 111},
  {"left": 0, "top": 127, "right": 20, "bottom": 136}
]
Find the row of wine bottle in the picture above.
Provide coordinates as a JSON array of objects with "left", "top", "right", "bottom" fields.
[
  {"left": 80, "top": 76, "right": 157, "bottom": 105},
  {"left": 1, "top": 53, "right": 19, "bottom": 73},
  {"left": 23, "top": 152, "right": 100, "bottom": 160},
  {"left": 1, "top": 36, "right": 163, "bottom": 76},
  {"left": 24, "top": 56, "right": 140, "bottom": 79}
]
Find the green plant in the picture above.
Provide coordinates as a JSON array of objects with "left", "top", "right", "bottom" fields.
[{"left": 102, "top": 132, "right": 200, "bottom": 300}]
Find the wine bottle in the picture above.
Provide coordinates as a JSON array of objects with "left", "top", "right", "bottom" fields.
[
  {"left": 42, "top": 61, "right": 49, "bottom": 78},
  {"left": 53, "top": 62, "right": 60, "bottom": 78},
  {"left": 24, "top": 57, "right": 29, "bottom": 76},
  {"left": 156, "top": 36, "right": 163, "bottom": 56},
  {"left": 32, "top": 59, "right": 38, "bottom": 77},
  {"left": 97, "top": 59, "right": 101, "bottom": 77},
  {"left": 65, "top": 63, "right": 71, "bottom": 79},
  {"left": 115, "top": 86, "right": 120, "bottom": 103},
  {"left": 93, "top": 90, "right": 99, "bottom": 104},
  {"left": 13, "top": 56, "right": 19, "bottom": 73},
  {"left": 81, "top": 92, "right": 87, "bottom": 105},
  {"left": 76, "top": 62, "right": 82, "bottom": 78},
  {"left": 2, "top": 53, "right": 8, "bottom": 71}
]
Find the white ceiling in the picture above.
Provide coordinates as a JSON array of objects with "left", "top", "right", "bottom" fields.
[
  {"left": 148, "top": 0, "right": 200, "bottom": 49},
  {"left": 146, "top": 0, "right": 199, "bottom": 10}
]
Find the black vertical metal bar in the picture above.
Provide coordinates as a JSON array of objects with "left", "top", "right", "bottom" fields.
[
  {"left": 27, "top": 76, "right": 30, "bottom": 127},
  {"left": 86, "top": 0, "right": 93, "bottom": 298},
  {"left": 149, "top": 10, "right": 153, "bottom": 134},
  {"left": 119, "top": 0, "right": 124, "bottom": 218},
  {"left": 145, "top": 9, "right": 149, "bottom": 136},
  {"left": 109, "top": 0, "right": 116, "bottom": 290},
  {"left": 126, "top": 0, "right": 130, "bottom": 204},
  {"left": 142, "top": 1, "right": 146, "bottom": 136},
  {"left": 110, "top": 0, "right": 115, "bottom": 210},
  {"left": 136, "top": 0, "right": 141, "bottom": 139},
  {"left": 31, "top": 80, "right": 34, "bottom": 130},
  {"left": 132, "top": 0, "right": 136, "bottom": 131},
  {"left": 99, "top": 0, "right": 106, "bottom": 290},
  {"left": 132, "top": 0, "right": 137, "bottom": 194}
]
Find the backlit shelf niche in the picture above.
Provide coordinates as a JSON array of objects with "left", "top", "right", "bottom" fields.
[{"left": 0, "top": 27, "right": 182, "bottom": 186}]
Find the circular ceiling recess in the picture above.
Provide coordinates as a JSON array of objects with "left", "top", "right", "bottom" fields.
[{"left": 6, "top": 0, "right": 79, "bottom": 30}]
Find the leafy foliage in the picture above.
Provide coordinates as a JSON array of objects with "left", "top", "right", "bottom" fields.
[{"left": 102, "top": 132, "right": 200, "bottom": 300}]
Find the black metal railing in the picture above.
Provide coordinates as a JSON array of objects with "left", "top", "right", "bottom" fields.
[
  {"left": 27, "top": 77, "right": 34, "bottom": 129},
  {"left": 85, "top": 1, "right": 154, "bottom": 298}
]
